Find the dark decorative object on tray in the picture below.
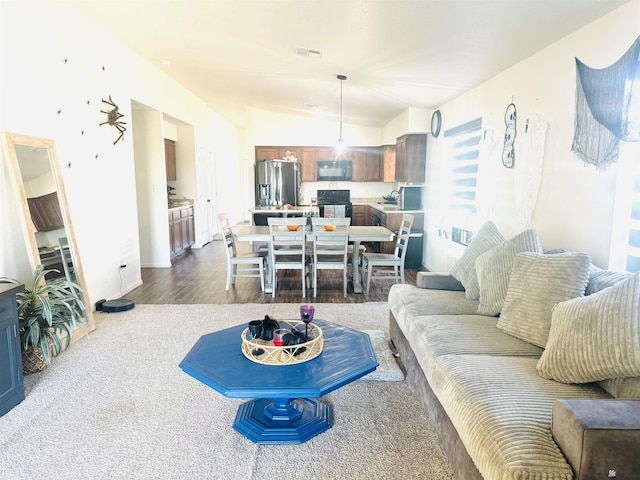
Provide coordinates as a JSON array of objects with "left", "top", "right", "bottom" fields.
[
  {"left": 249, "top": 315, "right": 279, "bottom": 341},
  {"left": 300, "top": 304, "right": 315, "bottom": 340}
]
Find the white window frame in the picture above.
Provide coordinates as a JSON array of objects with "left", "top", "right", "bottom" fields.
[
  {"left": 609, "top": 140, "right": 640, "bottom": 273},
  {"left": 439, "top": 118, "right": 483, "bottom": 233}
]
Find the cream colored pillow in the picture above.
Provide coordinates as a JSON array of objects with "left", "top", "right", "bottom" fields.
[
  {"left": 497, "top": 252, "right": 591, "bottom": 348},
  {"left": 475, "top": 229, "right": 543, "bottom": 316},
  {"left": 537, "top": 272, "right": 640, "bottom": 384},
  {"left": 450, "top": 221, "right": 504, "bottom": 300}
]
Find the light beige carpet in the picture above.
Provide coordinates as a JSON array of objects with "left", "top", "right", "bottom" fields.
[{"left": 0, "top": 303, "right": 452, "bottom": 480}]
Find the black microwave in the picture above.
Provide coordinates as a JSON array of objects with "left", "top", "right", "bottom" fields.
[{"left": 316, "top": 160, "right": 352, "bottom": 182}]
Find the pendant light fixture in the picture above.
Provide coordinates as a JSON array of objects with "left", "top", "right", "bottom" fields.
[{"left": 336, "top": 74, "right": 347, "bottom": 156}]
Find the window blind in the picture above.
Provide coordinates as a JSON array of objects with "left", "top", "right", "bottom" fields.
[
  {"left": 626, "top": 162, "right": 640, "bottom": 272},
  {"left": 443, "top": 117, "right": 482, "bottom": 216}
]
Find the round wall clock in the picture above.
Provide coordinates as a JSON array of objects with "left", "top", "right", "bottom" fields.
[{"left": 431, "top": 110, "right": 442, "bottom": 138}]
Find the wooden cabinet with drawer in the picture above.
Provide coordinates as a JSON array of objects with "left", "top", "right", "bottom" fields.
[
  {"left": 0, "top": 284, "right": 25, "bottom": 417},
  {"left": 169, "top": 205, "right": 195, "bottom": 257}
]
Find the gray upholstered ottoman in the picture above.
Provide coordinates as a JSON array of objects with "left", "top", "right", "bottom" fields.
[{"left": 552, "top": 399, "right": 640, "bottom": 479}]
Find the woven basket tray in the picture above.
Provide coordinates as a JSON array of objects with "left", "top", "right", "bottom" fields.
[{"left": 241, "top": 321, "right": 323, "bottom": 365}]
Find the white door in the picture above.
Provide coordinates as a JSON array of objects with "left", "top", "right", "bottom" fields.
[{"left": 196, "top": 148, "right": 217, "bottom": 245}]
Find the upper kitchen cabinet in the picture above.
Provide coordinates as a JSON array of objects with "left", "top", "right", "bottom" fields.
[
  {"left": 394, "top": 134, "right": 426, "bottom": 183},
  {"left": 255, "top": 146, "right": 279, "bottom": 161},
  {"left": 277, "top": 147, "right": 300, "bottom": 160},
  {"left": 382, "top": 145, "right": 396, "bottom": 182},
  {"left": 165, "top": 138, "right": 176, "bottom": 181},
  {"left": 340, "top": 147, "right": 381, "bottom": 182},
  {"left": 364, "top": 147, "right": 382, "bottom": 182},
  {"left": 349, "top": 148, "right": 366, "bottom": 181},
  {"left": 255, "top": 147, "right": 301, "bottom": 162},
  {"left": 300, "top": 148, "right": 316, "bottom": 182}
]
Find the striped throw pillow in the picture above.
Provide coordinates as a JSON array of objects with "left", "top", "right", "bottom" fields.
[
  {"left": 475, "top": 229, "right": 543, "bottom": 316},
  {"left": 537, "top": 273, "right": 640, "bottom": 383},
  {"left": 450, "top": 221, "right": 504, "bottom": 300},
  {"left": 497, "top": 252, "right": 591, "bottom": 347}
]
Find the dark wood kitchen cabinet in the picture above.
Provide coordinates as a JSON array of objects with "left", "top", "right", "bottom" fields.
[
  {"left": 352, "top": 205, "right": 366, "bottom": 226},
  {"left": 395, "top": 134, "right": 426, "bottom": 183},
  {"left": 342, "top": 147, "right": 381, "bottom": 182},
  {"left": 383, "top": 145, "right": 396, "bottom": 182},
  {"left": 349, "top": 149, "right": 366, "bottom": 181},
  {"left": 364, "top": 147, "right": 382, "bottom": 181},
  {"left": 27, "top": 192, "right": 64, "bottom": 232},
  {"left": 0, "top": 283, "right": 25, "bottom": 418},
  {"left": 300, "top": 148, "right": 316, "bottom": 181},
  {"left": 255, "top": 147, "right": 278, "bottom": 161},
  {"left": 169, "top": 205, "right": 195, "bottom": 258}
]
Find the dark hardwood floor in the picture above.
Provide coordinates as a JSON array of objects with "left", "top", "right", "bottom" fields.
[{"left": 125, "top": 239, "right": 418, "bottom": 304}]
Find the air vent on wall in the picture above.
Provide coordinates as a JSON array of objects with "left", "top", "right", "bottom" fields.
[{"left": 295, "top": 47, "right": 322, "bottom": 58}]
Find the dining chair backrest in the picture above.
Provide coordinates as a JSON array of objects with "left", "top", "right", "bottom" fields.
[
  {"left": 219, "top": 213, "right": 237, "bottom": 258},
  {"left": 360, "top": 213, "right": 415, "bottom": 294},
  {"left": 218, "top": 212, "right": 265, "bottom": 291},
  {"left": 267, "top": 216, "right": 310, "bottom": 297},
  {"left": 311, "top": 217, "right": 351, "bottom": 260},
  {"left": 267, "top": 216, "right": 309, "bottom": 260},
  {"left": 394, "top": 214, "right": 414, "bottom": 261},
  {"left": 310, "top": 217, "right": 350, "bottom": 297}
]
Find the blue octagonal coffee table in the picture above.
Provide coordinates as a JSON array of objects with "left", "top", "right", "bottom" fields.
[{"left": 179, "top": 319, "right": 378, "bottom": 444}]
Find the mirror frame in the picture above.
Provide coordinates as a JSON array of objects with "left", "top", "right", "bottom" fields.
[{"left": 2, "top": 132, "right": 95, "bottom": 344}]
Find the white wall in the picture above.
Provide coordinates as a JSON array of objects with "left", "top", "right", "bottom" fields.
[
  {"left": 0, "top": 2, "right": 241, "bottom": 304},
  {"left": 424, "top": 0, "right": 640, "bottom": 271}
]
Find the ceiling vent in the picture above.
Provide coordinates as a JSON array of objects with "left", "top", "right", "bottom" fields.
[{"left": 295, "top": 47, "right": 322, "bottom": 58}]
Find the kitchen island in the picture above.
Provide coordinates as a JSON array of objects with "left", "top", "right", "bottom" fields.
[{"left": 250, "top": 205, "right": 319, "bottom": 229}]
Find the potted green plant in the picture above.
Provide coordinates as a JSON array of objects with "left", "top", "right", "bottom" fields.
[{"left": 0, "top": 265, "right": 85, "bottom": 374}]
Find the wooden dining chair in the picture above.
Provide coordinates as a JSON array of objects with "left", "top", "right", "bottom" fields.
[
  {"left": 310, "top": 217, "right": 351, "bottom": 297},
  {"left": 219, "top": 212, "right": 265, "bottom": 291},
  {"left": 361, "top": 214, "right": 414, "bottom": 293},
  {"left": 267, "top": 216, "right": 311, "bottom": 297}
]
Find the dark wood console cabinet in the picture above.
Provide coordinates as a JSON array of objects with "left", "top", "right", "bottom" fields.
[
  {"left": 169, "top": 205, "right": 195, "bottom": 258},
  {"left": 0, "top": 283, "right": 25, "bottom": 417}
]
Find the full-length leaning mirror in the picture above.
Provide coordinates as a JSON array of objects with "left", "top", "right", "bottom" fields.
[{"left": 2, "top": 132, "right": 95, "bottom": 343}]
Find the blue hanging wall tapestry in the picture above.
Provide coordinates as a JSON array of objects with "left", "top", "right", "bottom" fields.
[{"left": 572, "top": 35, "right": 640, "bottom": 169}]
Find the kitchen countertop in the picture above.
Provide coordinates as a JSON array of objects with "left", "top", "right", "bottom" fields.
[
  {"left": 354, "top": 202, "right": 424, "bottom": 215},
  {"left": 250, "top": 206, "right": 319, "bottom": 215},
  {"left": 168, "top": 199, "right": 194, "bottom": 209}
]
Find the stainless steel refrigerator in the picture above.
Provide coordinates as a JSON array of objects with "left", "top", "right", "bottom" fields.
[{"left": 255, "top": 160, "right": 301, "bottom": 206}]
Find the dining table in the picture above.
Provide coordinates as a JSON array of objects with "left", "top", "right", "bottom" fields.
[{"left": 231, "top": 224, "right": 395, "bottom": 294}]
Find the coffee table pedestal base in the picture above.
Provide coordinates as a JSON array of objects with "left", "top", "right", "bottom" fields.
[{"left": 233, "top": 398, "right": 333, "bottom": 444}]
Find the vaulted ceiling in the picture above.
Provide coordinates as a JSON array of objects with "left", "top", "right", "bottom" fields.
[{"left": 65, "top": 0, "right": 630, "bottom": 128}]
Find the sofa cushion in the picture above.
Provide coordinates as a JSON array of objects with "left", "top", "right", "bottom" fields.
[
  {"left": 388, "top": 284, "right": 481, "bottom": 326},
  {"left": 429, "top": 354, "right": 609, "bottom": 480},
  {"left": 414, "top": 314, "right": 543, "bottom": 358},
  {"left": 537, "top": 272, "right": 640, "bottom": 383},
  {"left": 450, "top": 221, "right": 504, "bottom": 300},
  {"left": 475, "top": 229, "right": 543, "bottom": 316},
  {"left": 497, "top": 252, "right": 591, "bottom": 348}
]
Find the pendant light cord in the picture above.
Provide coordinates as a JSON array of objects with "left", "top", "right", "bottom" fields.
[{"left": 337, "top": 74, "right": 347, "bottom": 143}]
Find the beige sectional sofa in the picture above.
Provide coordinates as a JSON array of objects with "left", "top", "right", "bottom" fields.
[{"left": 388, "top": 222, "right": 640, "bottom": 480}]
